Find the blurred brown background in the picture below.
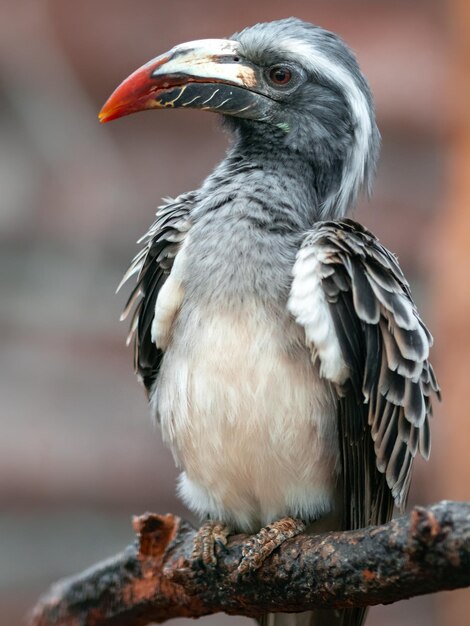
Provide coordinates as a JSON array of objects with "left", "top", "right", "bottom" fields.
[{"left": 1, "top": 0, "right": 469, "bottom": 625}]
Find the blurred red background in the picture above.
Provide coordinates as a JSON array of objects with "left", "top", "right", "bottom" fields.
[{"left": 1, "top": 1, "right": 468, "bottom": 625}]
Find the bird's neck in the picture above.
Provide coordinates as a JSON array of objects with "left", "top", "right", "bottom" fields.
[{"left": 209, "top": 122, "right": 349, "bottom": 224}]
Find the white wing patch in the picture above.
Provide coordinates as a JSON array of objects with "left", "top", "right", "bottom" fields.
[
  {"left": 151, "top": 238, "right": 189, "bottom": 350},
  {"left": 288, "top": 243, "right": 349, "bottom": 385}
]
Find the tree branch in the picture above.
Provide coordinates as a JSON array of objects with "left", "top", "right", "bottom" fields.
[{"left": 30, "top": 500, "right": 470, "bottom": 625}]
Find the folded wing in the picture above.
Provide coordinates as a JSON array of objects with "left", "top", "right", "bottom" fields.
[
  {"left": 288, "top": 219, "right": 440, "bottom": 529},
  {"left": 119, "top": 191, "right": 195, "bottom": 393}
]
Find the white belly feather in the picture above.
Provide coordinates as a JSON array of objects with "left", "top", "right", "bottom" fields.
[{"left": 152, "top": 304, "right": 340, "bottom": 532}]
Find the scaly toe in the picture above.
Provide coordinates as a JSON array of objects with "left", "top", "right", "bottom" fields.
[
  {"left": 191, "top": 521, "right": 231, "bottom": 567},
  {"left": 238, "top": 517, "right": 306, "bottom": 574}
]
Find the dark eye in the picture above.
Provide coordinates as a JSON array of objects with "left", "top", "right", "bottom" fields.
[{"left": 268, "top": 66, "right": 292, "bottom": 86}]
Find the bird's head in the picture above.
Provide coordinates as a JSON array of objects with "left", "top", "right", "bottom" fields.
[{"left": 99, "top": 18, "right": 380, "bottom": 217}]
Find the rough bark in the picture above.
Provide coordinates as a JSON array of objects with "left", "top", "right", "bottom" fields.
[{"left": 30, "top": 500, "right": 470, "bottom": 626}]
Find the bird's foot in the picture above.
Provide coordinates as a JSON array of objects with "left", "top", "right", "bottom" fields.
[
  {"left": 191, "top": 520, "right": 231, "bottom": 567},
  {"left": 238, "top": 516, "right": 306, "bottom": 575}
]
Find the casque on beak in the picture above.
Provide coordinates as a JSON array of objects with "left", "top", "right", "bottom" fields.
[{"left": 98, "top": 39, "right": 270, "bottom": 123}]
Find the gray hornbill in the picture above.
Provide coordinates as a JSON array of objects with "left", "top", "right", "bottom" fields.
[{"left": 100, "top": 18, "right": 440, "bottom": 626}]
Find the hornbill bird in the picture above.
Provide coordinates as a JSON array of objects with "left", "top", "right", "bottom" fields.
[{"left": 100, "top": 18, "right": 440, "bottom": 626}]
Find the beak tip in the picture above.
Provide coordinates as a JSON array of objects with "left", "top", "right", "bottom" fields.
[{"left": 98, "top": 105, "right": 120, "bottom": 124}]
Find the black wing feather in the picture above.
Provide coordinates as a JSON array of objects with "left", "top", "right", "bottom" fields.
[{"left": 119, "top": 192, "right": 195, "bottom": 393}]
